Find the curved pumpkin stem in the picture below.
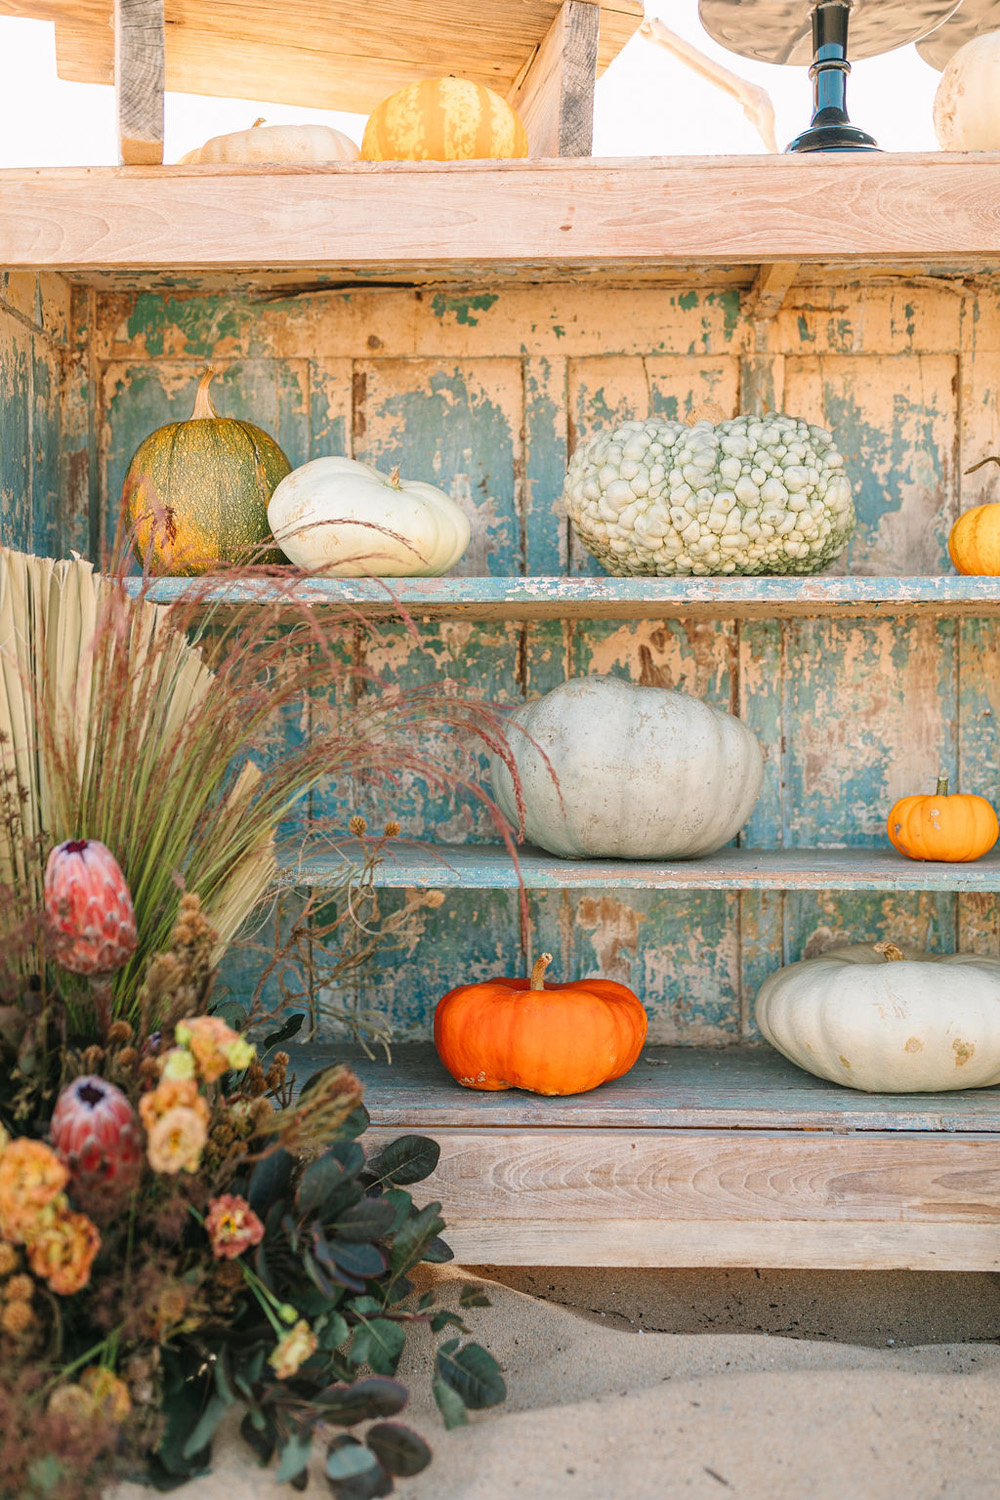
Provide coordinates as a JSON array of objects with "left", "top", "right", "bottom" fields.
[
  {"left": 191, "top": 368, "right": 219, "bottom": 421},
  {"left": 964, "top": 455, "right": 1000, "bottom": 475},
  {"left": 873, "top": 941, "right": 905, "bottom": 963},
  {"left": 388, "top": 466, "right": 402, "bottom": 489},
  {"left": 936, "top": 773, "right": 950, "bottom": 797},
  {"left": 529, "top": 952, "right": 553, "bottom": 990},
  {"left": 252, "top": 117, "right": 267, "bottom": 128}
]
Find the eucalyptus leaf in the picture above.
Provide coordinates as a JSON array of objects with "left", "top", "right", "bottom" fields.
[
  {"left": 298, "top": 1146, "right": 364, "bottom": 1219},
  {"left": 422, "top": 1235, "right": 454, "bottom": 1264},
  {"left": 367, "top": 1135, "right": 440, "bottom": 1186},
  {"left": 349, "top": 1317, "right": 406, "bottom": 1376},
  {"left": 334, "top": 1196, "right": 396, "bottom": 1242},
  {"left": 263, "top": 1011, "right": 306, "bottom": 1050},
  {"left": 312, "top": 1378, "right": 408, "bottom": 1425},
  {"left": 325, "top": 1440, "right": 380, "bottom": 1480},
  {"left": 248, "top": 1149, "right": 294, "bottom": 1214},
  {"left": 239, "top": 1410, "right": 276, "bottom": 1467},
  {"left": 366, "top": 1422, "right": 432, "bottom": 1478},
  {"left": 276, "top": 1431, "right": 313, "bottom": 1485},
  {"left": 436, "top": 1342, "right": 506, "bottom": 1410},
  {"left": 182, "top": 1394, "right": 231, "bottom": 1459},
  {"left": 432, "top": 1376, "right": 469, "bottom": 1431},
  {"left": 382, "top": 1187, "right": 413, "bottom": 1235},
  {"left": 459, "top": 1285, "right": 492, "bottom": 1309},
  {"left": 388, "top": 1202, "right": 445, "bottom": 1280},
  {"left": 319, "top": 1310, "right": 350, "bottom": 1350}
]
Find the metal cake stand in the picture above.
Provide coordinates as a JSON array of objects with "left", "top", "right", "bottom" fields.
[{"left": 699, "top": 0, "right": 963, "bottom": 150}]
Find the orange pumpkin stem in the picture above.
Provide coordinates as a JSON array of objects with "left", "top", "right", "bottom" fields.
[
  {"left": 388, "top": 466, "right": 402, "bottom": 489},
  {"left": 529, "top": 952, "right": 553, "bottom": 990},
  {"left": 252, "top": 118, "right": 266, "bottom": 128},
  {"left": 936, "top": 773, "right": 949, "bottom": 797},
  {"left": 874, "top": 941, "right": 905, "bottom": 963},
  {"left": 191, "top": 368, "right": 219, "bottom": 421}
]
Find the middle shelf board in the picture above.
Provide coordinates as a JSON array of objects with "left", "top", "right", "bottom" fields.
[
  {"left": 292, "top": 1043, "right": 1000, "bottom": 1134},
  {"left": 290, "top": 841, "right": 1000, "bottom": 893},
  {"left": 129, "top": 574, "right": 1000, "bottom": 622}
]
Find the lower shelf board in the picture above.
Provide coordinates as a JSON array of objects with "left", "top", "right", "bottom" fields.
[{"left": 291, "top": 1045, "right": 1000, "bottom": 1270}]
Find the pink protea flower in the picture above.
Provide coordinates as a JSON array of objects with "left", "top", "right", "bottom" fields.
[
  {"left": 51, "top": 1076, "right": 143, "bottom": 1197},
  {"left": 44, "top": 839, "right": 137, "bottom": 977},
  {"left": 205, "top": 1194, "right": 265, "bottom": 1260}
]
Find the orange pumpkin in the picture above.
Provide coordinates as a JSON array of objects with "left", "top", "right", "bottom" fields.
[
  {"left": 433, "top": 952, "right": 647, "bottom": 1097},
  {"left": 887, "top": 775, "right": 999, "bottom": 863},
  {"left": 949, "top": 455, "right": 1000, "bottom": 575},
  {"left": 361, "top": 78, "right": 528, "bottom": 162}
]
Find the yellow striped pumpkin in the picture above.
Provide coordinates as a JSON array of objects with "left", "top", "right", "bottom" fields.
[{"left": 361, "top": 77, "right": 528, "bottom": 161}]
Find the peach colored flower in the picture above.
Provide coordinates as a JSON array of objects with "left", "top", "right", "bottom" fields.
[
  {"left": 139, "top": 1076, "right": 210, "bottom": 1133},
  {"left": 26, "top": 1208, "right": 100, "bottom": 1294},
  {"left": 176, "top": 1016, "right": 255, "bottom": 1083},
  {"left": 80, "top": 1366, "right": 132, "bottom": 1422},
  {"left": 145, "top": 1106, "right": 207, "bottom": 1175},
  {"left": 205, "top": 1194, "right": 264, "bottom": 1260},
  {"left": 268, "top": 1319, "right": 318, "bottom": 1379},
  {"left": 0, "top": 1139, "right": 69, "bottom": 1243}
]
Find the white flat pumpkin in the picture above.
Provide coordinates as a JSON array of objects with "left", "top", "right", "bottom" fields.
[
  {"left": 488, "top": 674, "right": 763, "bottom": 859},
  {"left": 756, "top": 942, "right": 1000, "bottom": 1093},
  {"left": 177, "top": 120, "right": 359, "bottom": 165},
  {"left": 268, "top": 457, "right": 471, "bottom": 577}
]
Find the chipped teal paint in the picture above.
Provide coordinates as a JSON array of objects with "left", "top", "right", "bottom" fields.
[
  {"left": 125, "top": 293, "right": 248, "bottom": 360},
  {"left": 429, "top": 292, "right": 499, "bottom": 327},
  {"left": 353, "top": 366, "right": 520, "bottom": 576},
  {"left": 678, "top": 291, "right": 698, "bottom": 312},
  {"left": 0, "top": 319, "right": 30, "bottom": 551},
  {"left": 523, "top": 357, "right": 568, "bottom": 574},
  {"left": 31, "top": 343, "right": 59, "bottom": 558},
  {"left": 797, "top": 314, "right": 814, "bottom": 343}
]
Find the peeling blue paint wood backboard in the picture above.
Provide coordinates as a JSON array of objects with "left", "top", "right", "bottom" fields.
[{"left": 2, "top": 271, "right": 1000, "bottom": 1043}]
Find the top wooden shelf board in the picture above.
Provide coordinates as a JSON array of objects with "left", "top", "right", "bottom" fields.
[
  {"left": 1, "top": 0, "right": 642, "bottom": 114},
  {"left": 2, "top": 154, "right": 1000, "bottom": 276}
]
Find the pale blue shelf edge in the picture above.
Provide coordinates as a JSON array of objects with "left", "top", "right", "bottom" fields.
[{"left": 281, "top": 842, "right": 1000, "bottom": 893}]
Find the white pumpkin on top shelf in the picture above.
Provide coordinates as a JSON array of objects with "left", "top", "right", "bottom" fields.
[
  {"left": 268, "top": 456, "right": 471, "bottom": 577},
  {"left": 177, "top": 119, "right": 360, "bottom": 165},
  {"left": 933, "top": 32, "right": 1000, "bottom": 151}
]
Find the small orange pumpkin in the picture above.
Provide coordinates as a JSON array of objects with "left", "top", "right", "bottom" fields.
[
  {"left": 949, "top": 455, "right": 1000, "bottom": 575},
  {"left": 361, "top": 78, "right": 528, "bottom": 162},
  {"left": 887, "top": 774, "right": 999, "bottom": 863},
  {"left": 433, "top": 952, "right": 647, "bottom": 1097}
]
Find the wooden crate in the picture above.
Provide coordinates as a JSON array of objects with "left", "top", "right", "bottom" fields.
[{"left": 3, "top": 152, "right": 1000, "bottom": 1267}]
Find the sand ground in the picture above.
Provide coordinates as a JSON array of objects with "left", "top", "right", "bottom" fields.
[{"left": 113, "top": 1264, "right": 1000, "bottom": 1500}]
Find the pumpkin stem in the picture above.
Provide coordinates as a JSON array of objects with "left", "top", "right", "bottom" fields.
[
  {"left": 529, "top": 952, "right": 553, "bottom": 990},
  {"left": 964, "top": 455, "right": 1000, "bottom": 475},
  {"left": 388, "top": 466, "right": 402, "bottom": 489},
  {"left": 685, "top": 400, "right": 728, "bottom": 427},
  {"left": 873, "top": 941, "right": 906, "bottom": 963},
  {"left": 191, "top": 368, "right": 219, "bottom": 421},
  {"left": 936, "top": 773, "right": 949, "bottom": 797},
  {"left": 252, "top": 118, "right": 266, "bottom": 128}
]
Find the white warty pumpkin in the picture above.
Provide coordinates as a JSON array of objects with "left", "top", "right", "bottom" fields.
[
  {"left": 268, "top": 456, "right": 471, "bottom": 577},
  {"left": 488, "top": 675, "right": 764, "bottom": 859},
  {"left": 562, "top": 413, "right": 855, "bottom": 577},
  {"left": 756, "top": 943, "right": 1000, "bottom": 1093}
]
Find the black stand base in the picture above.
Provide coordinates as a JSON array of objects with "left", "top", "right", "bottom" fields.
[
  {"left": 785, "top": 3, "right": 881, "bottom": 155},
  {"left": 786, "top": 122, "right": 880, "bottom": 153}
]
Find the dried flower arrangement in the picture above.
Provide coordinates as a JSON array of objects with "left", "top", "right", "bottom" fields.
[{"left": 0, "top": 545, "right": 514, "bottom": 1496}]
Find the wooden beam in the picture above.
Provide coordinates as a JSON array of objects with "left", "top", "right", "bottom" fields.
[
  {"left": 507, "top": 1, "right": 600, "bottom": 158},
  {"left": 114, "top": 0, "right": 164, "bottom": 166},
  {"left": 743, "top": 260, "right": 800, "bottom": 323}
]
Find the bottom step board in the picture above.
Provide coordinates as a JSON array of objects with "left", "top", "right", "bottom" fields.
[{"left": 296, "top": 1046, "right": 1000, "bottom": 1270}]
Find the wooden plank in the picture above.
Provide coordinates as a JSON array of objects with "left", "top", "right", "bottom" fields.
[
  {"left": 351, "top": 1126, "right": 1000, "bottom": 1266},
  {"left": 114, "top": 0, "right": 164, "bottom": 167},
  {"left": 423, "top": 1217, "right": 1000, "bottom": 1269},
  {"left": 4, "top": 157, "right": 1000, "bottom": 272},
  {"left": 507, "top": 1, "right": 600, "bottom": 159},
  {"left": 288, "top": 840, "right": 1000, "bottom": 893},
  {"left": 7, "top": 0, "right": 640, "bottom": 115},
  {"left": 123, "top": 575, "right": 1000, "bottom": 622},
  {"left": 300, "top": 1044, "right": 1000, "bottom": 1133}
]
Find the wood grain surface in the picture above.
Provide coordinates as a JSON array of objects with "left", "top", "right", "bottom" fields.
[
  {"left": 2, "top": 156, "right": 1000, "bottom": 271},
  {"left": 1, "top": 0, "right": 641, "bottom": 114},
  {"left": 114, "top": 0, "right": 163, "bottom": 166},
  {"left": 508, "top": 1, "right": 600, "bottom": 158}
]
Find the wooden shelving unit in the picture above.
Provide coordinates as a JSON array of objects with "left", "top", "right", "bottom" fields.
[{"left": 4, "top": 151, "right": 1000, "bottom": 1269}]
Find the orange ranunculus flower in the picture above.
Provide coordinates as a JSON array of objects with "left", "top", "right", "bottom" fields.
[
  {"left": 80, "top": 1366, "right": 132, "bottom": 1422},
  {"left": 145, "top": 1106, "right": 207, "bottom": 1175},
  {"left": 139, "top": 1076, "right": 210, "bottom": 1133},
  {"left": 0, "top": 1139, "right": 69, "bottom": 1244},
  {"left": 27, "top": 1208, "right": 100, "bottom": 1294},
  {"left": 175, "top": 1016, "right": 254, "bottom": 1082},
  {"left": 268, "top": 1319, "right": 318, "bottom": 1380},
  {"left": 205, "top": 1194, "right": 265, "bottom": 1260}
]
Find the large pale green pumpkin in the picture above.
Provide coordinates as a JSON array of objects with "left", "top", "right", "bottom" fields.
[{"left": 122, "top": 370, "right": 291, "bottom": 575}]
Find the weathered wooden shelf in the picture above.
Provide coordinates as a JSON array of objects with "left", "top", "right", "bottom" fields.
[
  {"left": 290, "top": 842, "right": 1000, "bottom": 893},
  {"left": 4, "top": 155, "right": 1000, "bottom": 276},
  {"left": 128, "top": 574, "right": 1000, "bottom": 621},
  {"left": 298, "top": 1046, "right": 1000, "bottom": 1269}
]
